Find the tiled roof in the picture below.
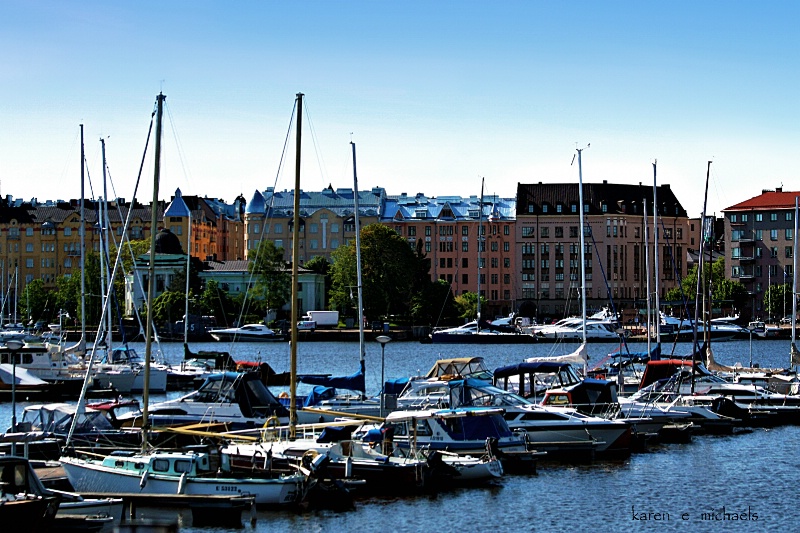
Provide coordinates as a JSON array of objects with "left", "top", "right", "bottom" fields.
[
  {"left": 723, "top": 190, "right": 800, "bottom": 211},
  {"left": 382, "top": 194, "right": 516, "bottom": 222}
]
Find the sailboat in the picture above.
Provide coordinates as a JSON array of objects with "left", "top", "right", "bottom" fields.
[{"left": 60, "top": 94, "right": 306, "bottom": 507}]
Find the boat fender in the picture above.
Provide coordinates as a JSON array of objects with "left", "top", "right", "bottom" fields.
[
  {"left": 177, "top": 472, "right": 187, "bottom": 494},
  {"left": 345, "top": 456, "right": 353, "bottom": 478},
  {"left": 139, "top": 469, "right": 149, "bottom": 489}
]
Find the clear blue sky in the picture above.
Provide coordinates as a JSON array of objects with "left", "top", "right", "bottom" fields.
[{"left": 2, "top": 1, "right": 797, "bottom": 218}]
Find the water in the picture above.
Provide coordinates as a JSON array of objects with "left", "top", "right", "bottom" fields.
[{"left": 3, "top": 338, "right": 796, "bottom": 532}]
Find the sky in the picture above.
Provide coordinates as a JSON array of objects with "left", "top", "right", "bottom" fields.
[{"left": 1, "top": 1, "right": 798, "bottom": 218}]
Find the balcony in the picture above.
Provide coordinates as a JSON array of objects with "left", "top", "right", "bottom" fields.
[
  {"left": 737, "top": 273, "right": 754, "bottom": 281},
  {"left": 736, "top": 255, "right": 755, "bottom": 262}
]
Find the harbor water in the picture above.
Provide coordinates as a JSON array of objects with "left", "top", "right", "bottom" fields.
[{"left": 2, "top": 337, "right": 797, "bottom": 532}]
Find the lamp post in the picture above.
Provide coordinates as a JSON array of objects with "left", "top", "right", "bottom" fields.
[
  {"left": 6, "top": 339, "right": 24, "bottom": 432},
  {"left": 375, "top": 335, "right": 391, "bottom": 417},
  {"left": 747, "top": 323, "right": 756, "bottom": 368}
]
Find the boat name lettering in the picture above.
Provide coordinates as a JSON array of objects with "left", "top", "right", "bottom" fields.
[{"left": 216, "top": 485, "right": 239, "bottom": 492}]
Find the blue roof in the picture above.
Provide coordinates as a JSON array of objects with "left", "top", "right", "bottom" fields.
[{"left": 164, "top": 188, "right": 191, "bottom": 217}]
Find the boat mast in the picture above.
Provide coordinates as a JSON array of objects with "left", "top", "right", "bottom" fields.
[
  {"left": 184, "top": 204, "right": 192, "bottom": 345},
  {"left": 289, "top": 92, "right": 303, "bottom": 438},
  {"left": 351, "top": 141, "right": 365, "bottom": 382},
  {"left": 644, "top": 199, "right": 651, "bottom": 355},
  {"left": 477, "top": 177, "right": 484, "bottom": 332},
  {"left": 791, "top": 197, "right": 799, "bottom": 368},
  {"left": 576, "top": 146, "right": 588, "bottom": 373},
  {"left": 80, "top": 124, "right": 86, "bottom": 353},
  {"left": 100, "top": 138, "right": 113, "bottom": 349},
  {"left": 692, "top": 161, "right": 712, "bottom": 394},
  {"left": 142, "top": 92, "right": 166, "bottom": 450},
  {"left": 652, "top": 161, "right": 660, "bottom": 343}
]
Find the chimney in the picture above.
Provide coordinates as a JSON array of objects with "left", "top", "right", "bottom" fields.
[{"left": 776, "top": 187, "right": 783, "bottom": 193}]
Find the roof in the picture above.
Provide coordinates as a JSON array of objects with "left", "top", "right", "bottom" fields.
[
  {"left": 383, "top": 194, "right": 516, "bottom": 222},
  {"left": 246, "top": 186, "right": 387, "bottom": 219},
  {"left": 723, "top": 189, "right": 800, "bottom": 211},
  {"left": 516, "top": 181, "right": 687, "bottom": 217}
]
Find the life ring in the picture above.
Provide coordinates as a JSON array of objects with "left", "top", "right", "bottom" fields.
[{"left": 262, "top": 416, "right": 280, "bottom": 430}]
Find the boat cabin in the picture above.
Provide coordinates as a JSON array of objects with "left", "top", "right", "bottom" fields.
[
  {"left": 102, "top": 448, "right": 227, "bottom": 476},
  {"left": 425, "top": 357, "right": 492, "bottom": 381},
  {"left": 493, "top": 361, "right": 582, "bottom": 401}
]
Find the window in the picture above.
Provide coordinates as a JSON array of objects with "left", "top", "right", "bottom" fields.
[
  {"left": 771, "top": 213, "right": 778, "bottom": 221},
  {"left": 601, "top": 203, "right": 608, "bottom": 213},
  {"left": 788, "top": 212, "right": 794, "bottom": 221},
  {"left": 771, "top": 247, "right": 778, "bottom": 257},
  {"left": 504, "top": 274, "right": 510, "bottom": 284},
  {"left": 522, "top": 227, "right": 535, "bottom": 238},
  {"left": 676, "top": 228, "right": 682, "bottom": 239},
  {"left": 569, "top": 226, "right": 578, "bottom": 238},
  {"left": 274, "top": 223, "right": 283, "bottom": 233},
  {"left": 741, "top": 214, "right": 748, "bottom": 222},
  {"left": 26, "top": 259, "right": 34, "bottom": 268},
  {"left": 787, "top": 229, "right": 794, "bottom": 240},
  {"left": 309, "top": 223, "right": 318, "bottom": 234},
  {"left": 730, "top": 214, "right": 738, "bottom": 223},
  {"left": 542, "top": 205, "right": 548, "bottom": 213},
  {"left": 504, "top": 225, "right": 510, "bottom": 235},
  {"left": 462, "top": 241, "right": 469, "bottom": 252},
  {"left": 462, "top": 258, "right": 469, "bottom": 268},
  {"left": 26, "top": 243, "right": 33, "bottom": 252},
  {"left": 756, "top": 229, "right": 763, "bottom": 240},
  {"left": 755, "top": 213, "right": 763, "bottom": 222},
  {"left": 408, "top": 226, "right": 416, "bottom": 236},
  {"left": 731, "top": 247, "right": 740, "bottom": 258},
  {"left": 491, "top": 257, "right": 499, "bottom": 268},
  {"left": 491, "top": 241, "right": 499, "bottom": 252},
  {"left": 771, "top": 229, "right": 778, "bottom": 240},
  {"left": 503, "top": 242, "right": 510, "bottom": 252},
  {"left": 26, "top": 227, "right": 33, "bottom": 236},
  {"left": 425, "top": 242, "right": 431, "bottom": 252},
  {"left": 571, "top": 204, "right": 577, "bottom": 213},
  {"left": 527, "top": 204, "right": 534, "bottom": 214},
  {"left": 786, "top": 246, "right": 793, "bottom": 258},
  {"left": 556, "top": 204, "right": 562, "bottom": 213},
  {"left": 555, "top": 227, "right": 563, "bottom": 238},
  {"left": 540, "top": 243, "right": 549, "bottom": 254},
  {"left": 541, "top": 227, "right": 549, "bottom": 238},
  {"left": 461, "top": 226, "right": 469, "bottom": 236}
]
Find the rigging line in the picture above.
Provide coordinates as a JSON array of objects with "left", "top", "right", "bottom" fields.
[
  {"left": 164, "top": 100, "right": 193, "bottom": 187},
  {"left": 302, "top": 98, "right": 329, "bottom": 189}
]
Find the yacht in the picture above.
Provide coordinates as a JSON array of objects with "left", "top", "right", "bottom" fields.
[{"left": 208, "top": 324, "right": 283, "bottom": 342}]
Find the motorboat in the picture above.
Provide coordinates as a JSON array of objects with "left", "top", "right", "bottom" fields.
[
  {"left": 371, "top": 407, "right": 539, "bottom": 471},
  {"left": 88, "top": 345, "right": 168, "bottom": 393},
  {"left": 429, "top": 320, "right": 537, "bottom": 344},
  {"left": 115, "top": 372, "right": 289, "bottom": 430},
  {"left": 397, "top": 376, "right": 631, "bottom": 459},
  {"left": 0, "top": 455, "right": 59, "bottom": 529},
  {"left": 208, "top": 324, "right": 284, "bottom": 342}
]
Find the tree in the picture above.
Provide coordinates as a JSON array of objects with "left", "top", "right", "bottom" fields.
[
  {"left": 330, "top": 224, "right": 418, "bottom": 321},
  {"left": 248, "top": 240, "right": 291, "bottom": 313},
  {"left": 19, "top": 279, "right": 51, "bottom": 324},
  {"left": 664, "top": 257, "right": 748, "bottom": 313},
  {"left": 454, "top": 291, "right": 486, "bottom": 320},
  {"left": 151, "top": 290, "right": 186, "bottom": 325},
  {"left": 305, "top": 256, "right": 332, "bottom": 306},
  {"left": 198, "top": 279, "right": 237, "bottom": 327},
  {"left": 763, "top": 283, "right": 792, "bottom": 321}
]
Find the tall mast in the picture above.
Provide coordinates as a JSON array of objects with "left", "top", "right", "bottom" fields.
[
  {"left": 653, "top": 161, "right": 660, "bottom": 341},
  {"left": 289, "top": 92, "right": 303, "bottom": 439},
  {"left": 100, "top": 138, "right": 112, "bottom": 348},
  {"left": 644, "top": 200, "right": 651, "bottom": 354},
  {"left": 80, "top": 125, "right": 86, "bottom": 353},
  {"left": 477, "top": 177, "right": 485, "bottom": 331},
  {"left": 692, "top": 161, "right": 712, "bottom": 394},
  {"left": 351, "top": 141, "right": 365, "bottom": 379},
  {"left": 143, "top": 92, "right": 165, "bottom": 450},
  {"left": 791, "top": 197, "right": 799, "bottom": 367},
  {"left": 184, "top": 205, "right": 192, "bottom": 345},
  {"left": 576, "top": 146, "right": 588, "bottom": 374}
]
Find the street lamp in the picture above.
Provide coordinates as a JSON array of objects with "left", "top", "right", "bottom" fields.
[
  {"left": 5, "top": 339, "right": 24, "bottom": 432},
  {"left": 375, "top": 335, "right": 392, "bottom": 417}
]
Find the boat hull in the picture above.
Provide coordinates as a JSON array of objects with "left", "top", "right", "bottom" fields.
[{"left": 60, "top": 457, "right": 302, "bottom": 506}]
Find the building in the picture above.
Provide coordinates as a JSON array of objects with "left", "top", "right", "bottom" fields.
[
  {"left": 722, "top": 187, "right": 799, "bottom": 318},
  {"left": 382, "top": 192, "right": 517, "bottom": 318},
  {"left": 243, "top": 186, "right": 386, "bottom": 265},
  {"left": 515, "top": 181, "right": 690, "bottom": 320}
]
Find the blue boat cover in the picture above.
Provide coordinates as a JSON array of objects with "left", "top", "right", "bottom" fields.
[
  {"left": 493, "top": 361, "right": 570, "bottom": 378},
  {"left": 299, "top": 365, "right": 366, "bottom": 393},
  {"left": 384, "top": 377, "right": 409, "bottom": 395}
]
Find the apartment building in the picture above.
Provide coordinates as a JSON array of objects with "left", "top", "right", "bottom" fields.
[
  {"left": 722, "top": 187, "right": 799, "bottom": 316},
  {"left": 515, "top": 181, "right": 690, "bottom": 320},
  {"left": 243, "top": 185, "right": 386, "bottom": 265},
  {"left": 382, "top": 193, "right": 517, "bottom": 319}
]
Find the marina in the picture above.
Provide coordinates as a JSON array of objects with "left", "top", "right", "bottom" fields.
[{"left": 1, "top": 338, "right": 797, "bottom": 531}]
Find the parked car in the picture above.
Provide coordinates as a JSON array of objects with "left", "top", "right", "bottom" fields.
[{"left": 780, "top": 315, "right": 794, "bottom": 325}]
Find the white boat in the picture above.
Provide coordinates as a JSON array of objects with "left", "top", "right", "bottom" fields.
[
  {"left": 208, "top": 324, "right": 283, "bottom": 342},
  {"left": 89, "top": 345, "right": 167, "bottom": 393},
  {"left": 61, "top": 448, "right": 304, "bottom": 506},
  {"left": 430, "top": 320, "right": 538, "bottom": 344},
  {"left": 116, "top": 371, "right": 289, "bottom": 430}
]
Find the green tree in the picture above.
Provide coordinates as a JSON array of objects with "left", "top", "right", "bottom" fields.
[
  {"left": 330, "top": 224, "right": 417, "bottom": 321},
  {"left": 305, "top": 256, "right": 332, "bottom": 306},
  {"left": 454, "top": 291, "right": 486, "bottom": 320},
  {"left": 248, "top": 240, "right": 291, "bottom": 312},
  {"left": 198, "top": 279, "right": 237, "bottom": 327},
  {"left": 151, "top": 290, "right": 186, "bottom": 325},
  {"left": 763, "top": 283, "right": 792, "bottom": 321},
  {"left": 19, "top": 279, "right": 52, "bottom": 324},
  {"left": 664, "top": 257, "right": 748, "bottom": 312}
]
